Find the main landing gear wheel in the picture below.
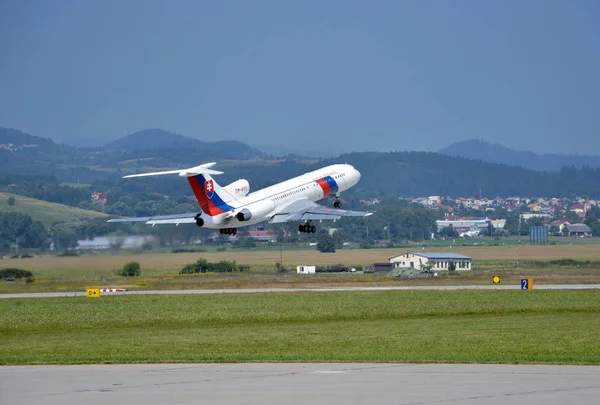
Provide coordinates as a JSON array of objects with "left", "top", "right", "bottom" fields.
[
  {"left": 195, "top": 213, "right": 204, "bottom": 227},
  {"left": 333, "top": 199, "right": 341, "bottom": 208},
  {"left": 298, "top": 224, "right": 316, "bottom": 233},
  {"left": 219, "top": 228, "right": 237, "bottom": 235}
]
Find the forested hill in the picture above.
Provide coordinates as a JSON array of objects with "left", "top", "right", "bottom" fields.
[
  {"left": 439, "top": 139, "right": 600, "bottom": 172},
  {"left": 92, "top": 152, "right": 600, "bottom": 200},
  {"left": 2, "top": 126, "right": 600, "bottom": 199},
  {"left": 323, "top": 152, "right": 600, "bottom": 197},
  {"left": 0, "top": 127, "right": 267, "bottom": 179}
]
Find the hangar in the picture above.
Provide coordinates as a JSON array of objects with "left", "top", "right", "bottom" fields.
[{"left": 390, "top": 252, "right": 472, "bottom": 271}]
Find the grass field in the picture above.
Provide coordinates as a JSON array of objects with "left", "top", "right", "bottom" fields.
[
  {"left": 3, "top": 244, "right": 600, "bottom": 276},
  {"left": 0, "top": 192, "right": 108, "bottom": 225},
  {"left": 1, "top": 290, "right": 599, "bottom": 365},
  {"left": 2, "top": 243, "right": 600, "bottom": 293}
]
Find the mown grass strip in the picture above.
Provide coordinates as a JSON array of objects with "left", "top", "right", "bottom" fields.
[{"left": 1, "top": 290, "right": 599, "bottom": 365}]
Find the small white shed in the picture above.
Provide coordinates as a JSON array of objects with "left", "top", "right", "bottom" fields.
[{"left": 297, "top": 265, "right": 316, "bottom": 274}]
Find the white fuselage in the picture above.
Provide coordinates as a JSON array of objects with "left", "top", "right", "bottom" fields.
[{"left": 204, "top": 164, "right": 361, "bottom": 228}]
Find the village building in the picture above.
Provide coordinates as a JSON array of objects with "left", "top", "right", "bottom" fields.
[
  {"left": 390, "top": 252, "right": 472, "bottom": 271},
  {"left": 562, "top": 224, "right": 592, "bottom": 237}
]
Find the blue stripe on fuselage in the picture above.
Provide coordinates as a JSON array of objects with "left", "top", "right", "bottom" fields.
[{"left": 323, "top": 176, "right": 339, "bottom": 194}]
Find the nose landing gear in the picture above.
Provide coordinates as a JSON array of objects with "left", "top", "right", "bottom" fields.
[{"left": 219, "top": 228, "right": 237, "bottom": 235}]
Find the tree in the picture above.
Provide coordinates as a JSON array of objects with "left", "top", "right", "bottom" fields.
[
  {"left": 584, "top": 206, "right": 600, "bottom": 236},
  {"left": 7, "top": 196, "right": 15, "bottom": 206},
  {"left": 438, "top": 226, "right": 459, "bottom": 238},
  {"left": 332, "top": 229, "right": 345, "bottom": 249},
  {"left": 53, "top": 229, "right": 78, "bottom": 251},
  {"left": 108, "top": 232, "right": 126, "bottom": 251},
  {"left": 0, "top": 213, "right": 50, "bottom": 251},
  {"left": 317, "top": 233, "right": 336, "bottom": 253},
  {"left": 448, "top": 261, "right": 456, "bottom": 272},
  {"left": 493, "top": 228, "right": 511, "bottom": 238},
  {"left": 106, "top": 201, "right": 135, "bottom": 217}
]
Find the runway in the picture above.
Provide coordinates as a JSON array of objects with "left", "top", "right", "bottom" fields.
[
  {"left": 2, "top": 363, "right": 599, "bottom": 405},
  {"left": 1, "top": 283, "right": 600, "bottom": 299}
]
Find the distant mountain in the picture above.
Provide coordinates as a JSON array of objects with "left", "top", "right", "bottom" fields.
[
  {"left": 0, "top": 127, "right": 77, "bottom": 160},
  {"left": 0, "top": 127, "right": 61, "bottom": 150},
  {"left": 439, "top": 139, "right": 600, "bottom": 172},
  {"left": 106, "top": 129, "right": 266, "bottom": 160}
]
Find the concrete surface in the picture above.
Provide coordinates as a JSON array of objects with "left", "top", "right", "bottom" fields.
[
  {"left": 1, "top": 283, "right": 600, "bottom": 299},
  {"left": 2, "top": 363, "right": 600, "bottom": 405}
]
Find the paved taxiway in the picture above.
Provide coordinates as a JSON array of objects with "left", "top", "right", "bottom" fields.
[
  {"left": 2, "top": 363, "right": 600, "bottom": 405},
  {"left": 1, "top": 283, "right": 600, "bottom": 299}
]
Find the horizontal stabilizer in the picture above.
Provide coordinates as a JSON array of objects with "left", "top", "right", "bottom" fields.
[{"left": 123, "top": 162, "right": 223, "bottom": 178}]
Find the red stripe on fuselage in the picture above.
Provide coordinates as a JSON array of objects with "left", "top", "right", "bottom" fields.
[
  {"left": 316, "top": 178, "right": 332, "bottom": 197},
  {"left": 188, "top": 176, "right": 227, "bottom": 216}
]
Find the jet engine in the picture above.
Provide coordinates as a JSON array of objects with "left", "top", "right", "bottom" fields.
[
  {"left": 223, "top": 179, "right": 250, "bottom": 199},
  {"left": 236, "top": 199, "right": 275, "bottom": 222}
]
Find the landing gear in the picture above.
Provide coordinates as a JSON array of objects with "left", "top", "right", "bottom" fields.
[
  {"left": 219, "top": 228, "right": 237, "bottom": 235},
  {"left": 333, "top": 196, "right": 341, "bottom": 208},
  {"left": 298, "top": 223, "right": 316, "bottom": 233}
]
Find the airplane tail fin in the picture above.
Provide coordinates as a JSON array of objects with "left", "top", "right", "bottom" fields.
[
  {"left": 122, "top": 162, "right": 238, "bottom": 217},
  {"left": 187, "top": 173, "right": 239, "bottom": 216}
]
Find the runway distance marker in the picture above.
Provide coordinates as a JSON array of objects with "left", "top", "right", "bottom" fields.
[
  {"left": 86, "top": 288, "right": 101, "bottom": 298},
  {"left": 521, "top": 279, "right": 533, "bottom": 290}
]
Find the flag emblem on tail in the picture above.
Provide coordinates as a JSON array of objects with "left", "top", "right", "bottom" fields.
[{"left": 205, "top": 180, "right": 215, "bottom": 197}]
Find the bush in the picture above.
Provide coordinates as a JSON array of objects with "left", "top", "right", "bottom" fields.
[
  {"left": 118, "top": 261, "right": 141, "bottom": 277},
  {"left": 0, "top": 268, "right": 33, "bottom": 279},
  {"left": 7, "top": 196, "right": 16, "bottom": 206},
  {"left": 56, "top": 251, "right": 79, "bottom": 257},
  {"left": 275, "top": 262, "right": 288, "bottom": 273},
  {"left": 179, "top": 258, "right": 250, "bottom": 274},
  {"left": 172, "top": 247, "right": 207, "bottom": 253}
]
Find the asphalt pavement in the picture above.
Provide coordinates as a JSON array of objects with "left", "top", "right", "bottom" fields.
[
  {"left": 1, "top": 283, "right": 600, "bottom": 299},
  {"left": 2, "top": 363, "right": 599, "bottom": 405}
]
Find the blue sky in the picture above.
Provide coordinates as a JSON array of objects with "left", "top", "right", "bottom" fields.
[{"left": 1, "top": 0, "right": 599, "bottom": 154}]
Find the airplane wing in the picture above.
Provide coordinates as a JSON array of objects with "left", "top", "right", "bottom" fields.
[
  {"left": 107, "top": 213, "right": 198, "bottom": 226},
  {"left": 268, "top": 199, "right": 372, "bottom": 223}
]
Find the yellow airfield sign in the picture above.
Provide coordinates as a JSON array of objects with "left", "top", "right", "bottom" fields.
[
  {"left": 492, "top": 275, "right": 501, "bottom": 284},
  {"left": 86, "top": 288, "right": 101, "bottom": 298}
]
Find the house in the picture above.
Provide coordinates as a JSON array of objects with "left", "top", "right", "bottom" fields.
[
  {"left": 562, "top": 224, "right": 592, "bottom": 237},
  {"left": 570, "top": 203, "right": 585, "bottom": 214},
  {"left": 550, "top": 218, "right": 571, "bottom": 233},
  {"left": 91, "top": 191, "right": 107, "bottom": 204},
  {"left": 390, "top": 252, "right": 472, "bottom": 271},
  {"left": 248, "top": 230, "right": 277, "bottom": 242}
]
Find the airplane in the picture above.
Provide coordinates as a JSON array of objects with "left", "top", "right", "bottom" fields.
[{"left": 107, "top": 162, "right": 372, "bottom": 235}]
